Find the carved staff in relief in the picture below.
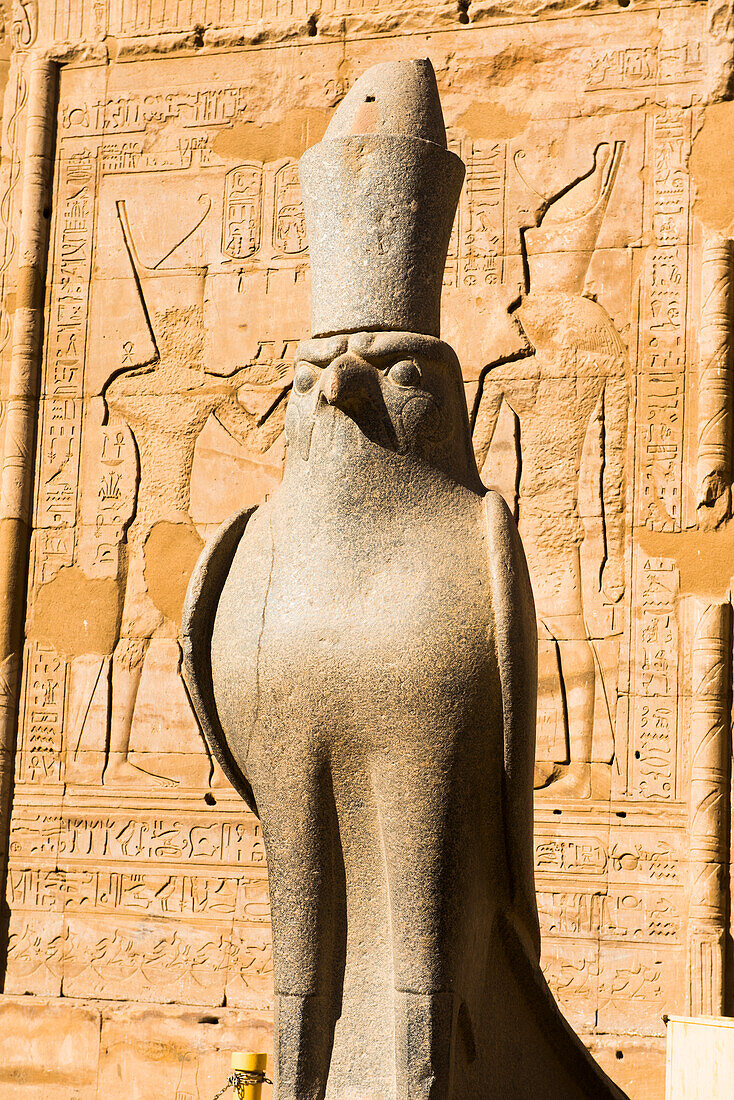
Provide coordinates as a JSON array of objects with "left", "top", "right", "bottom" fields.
[
  {"left": 0, "top": 57, "right": 56, "bottom": 911},
  {"left": 687, "top": 600, "right": 731, "bottom": 1016},
  {"left": 696, "top": 236, "right": 733, "bottom": 527}
]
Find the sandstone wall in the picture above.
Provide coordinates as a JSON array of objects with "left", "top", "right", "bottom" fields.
[{"left": 0, "top": 2, "right": 732, "bottom": 1097}]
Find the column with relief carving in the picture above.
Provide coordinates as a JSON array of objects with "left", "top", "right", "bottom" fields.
[
  {"left": 686, "top": 600, "right": 731, "bottom": 1015},
  {"left": 0, "top": 56, "right": 57, "bottom": 927},
  {"left": 696, "top": 237, "right": 733, "bottom": 526}
]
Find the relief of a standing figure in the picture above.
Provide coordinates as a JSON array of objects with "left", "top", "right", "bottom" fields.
[{"left": 474, "top": 141, "right": 628, "bottom": 798}]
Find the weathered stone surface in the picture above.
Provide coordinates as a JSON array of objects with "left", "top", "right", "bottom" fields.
[
  {"left": 0, "top": 996, "right": 100, "bottom": 1099},
  {"left": 0, "top": 1, "right": 729, "bottom": 1097},
  {"left": 0, "top": 995, "right": 272, "bottom": 1100}
]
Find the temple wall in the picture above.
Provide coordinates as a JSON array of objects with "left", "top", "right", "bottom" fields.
[{"left": 0, "top": 2, "right": 733, "bottom": 1097}]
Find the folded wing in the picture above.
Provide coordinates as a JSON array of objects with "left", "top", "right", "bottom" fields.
[{"left": 181, "top": 507, "right": 259, "bottom": 815}]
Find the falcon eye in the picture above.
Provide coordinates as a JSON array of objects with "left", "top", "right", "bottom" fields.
[
  {"left": 386, "top": 359, "right": 422, "bottom": 388},
  {"left": 293, "top": 361, "right": 319, "bottom": 394}
]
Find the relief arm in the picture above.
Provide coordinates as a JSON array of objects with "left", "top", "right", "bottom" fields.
[
  {"left": 471, "top": 371, "right": 506, "bottom": 474},
  {"left": 214, "top": 390, "right": 288, "bottom": 456}
]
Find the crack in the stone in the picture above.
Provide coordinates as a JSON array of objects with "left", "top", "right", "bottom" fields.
[
  {"left": 512, "top": 406, "right": 522, "bottom": 524},
  {"left": 553, "top": 636, "right": 571, "bottom": 765},
  {"left": 249, "top": 514, "right": 275, "bottom": 758}
]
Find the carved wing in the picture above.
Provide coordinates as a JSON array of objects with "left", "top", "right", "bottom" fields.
[
  {"left": 485, "top": 493, "right": 632, "bottom": 1099},
  {"left": 484, "top": 489, "right": 540, "bottom": 961},
  {"left": 181, "top": 507, "right": 259, "bottom": 815}
]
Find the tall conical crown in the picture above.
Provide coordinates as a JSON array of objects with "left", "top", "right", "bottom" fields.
[{"left": 299, "top": 59, "right": 465, "bottom": 338}]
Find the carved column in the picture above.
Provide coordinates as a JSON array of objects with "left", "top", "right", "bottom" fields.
[
  {"left": 686, "top": 600, "right": 731, "bottom": 1015},
  {"left": 696, "top": 236, "right": 733, "bottom": 524},
  {"left": 0, "top": 57, "right": 56, "bottom": 911}
]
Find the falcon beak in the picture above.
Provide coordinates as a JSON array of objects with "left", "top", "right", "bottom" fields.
[
  {"left": 317, "top": 351, "right": 399, "bottom": 451},
  {"left": 320, "top": 354, "right": 368, "bottom": 409},
  {"left": 321, "top": 366, "right": 342, "bottom": 406}
]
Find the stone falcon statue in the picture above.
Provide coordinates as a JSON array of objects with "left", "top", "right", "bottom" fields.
[{"left": 182, "top": 59, "right": 627, "bottom": 1100}]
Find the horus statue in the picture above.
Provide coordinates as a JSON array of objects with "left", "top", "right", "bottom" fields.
[{"left": 182, "top": 58, "right": 627, "bottom": 1100}]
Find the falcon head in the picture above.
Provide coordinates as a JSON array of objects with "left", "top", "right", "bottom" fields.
[{"left": 285, "top": 330, "right": 479, "bottom": 487}]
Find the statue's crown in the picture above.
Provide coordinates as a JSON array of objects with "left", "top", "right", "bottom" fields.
[{"left": 299, "top": 59, "right": 465, "bottom": 339}]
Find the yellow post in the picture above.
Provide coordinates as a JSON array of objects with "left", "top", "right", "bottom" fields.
[{"left": 231, "top": 1052, "right": 269, "bottom": 1100}]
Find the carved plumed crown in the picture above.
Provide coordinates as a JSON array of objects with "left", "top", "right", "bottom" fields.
[
  {"left": 299, "top": 59, "right": 465, "bottom": 339},
  {"left": 524, "top": 140, "right": 625, "bottom": 296}
]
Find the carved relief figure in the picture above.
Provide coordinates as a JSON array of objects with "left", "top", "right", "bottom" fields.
[
  {"left": 474, "top": 141, "right": 628, "bottom": 798},
  {"left": 183, "top": 59, "right": 627, "bottom": 1099},
  {"left": 101, "top": 200, "right": 289, "bottom": 786}
]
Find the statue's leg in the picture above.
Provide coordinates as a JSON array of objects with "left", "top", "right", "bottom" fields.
[
  {"left": 251, "top": 750, "right": 345, "bottom": 1100},
  {"left": 393, "top": 989, "right": 458, "bottom": 1100},
  {"left": 373, "top": 753, "right": 468, "bottom": 1100}
]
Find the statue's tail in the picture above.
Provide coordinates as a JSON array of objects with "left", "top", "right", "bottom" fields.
[{"left": 457, "top": 910, "right": 630, "bottom": 1099}]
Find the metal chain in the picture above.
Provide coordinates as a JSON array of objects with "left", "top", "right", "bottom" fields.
[
  {"left": 209, "top": 1070, "right": 274, "bottom": 1100},
  {"left": 209, "top": 1073, "right": 238, "bottom": 1100},
  {"left": 208, "top": 1073, "right": 236, "bottom": 1100}
]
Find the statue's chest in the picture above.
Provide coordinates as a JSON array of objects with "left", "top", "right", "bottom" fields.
[
  {"left": 275, "top": 546, "right": 484, "bottom": 658},
  {"left": 212, "top": 504, "right": 497, "bottom": 746}
]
